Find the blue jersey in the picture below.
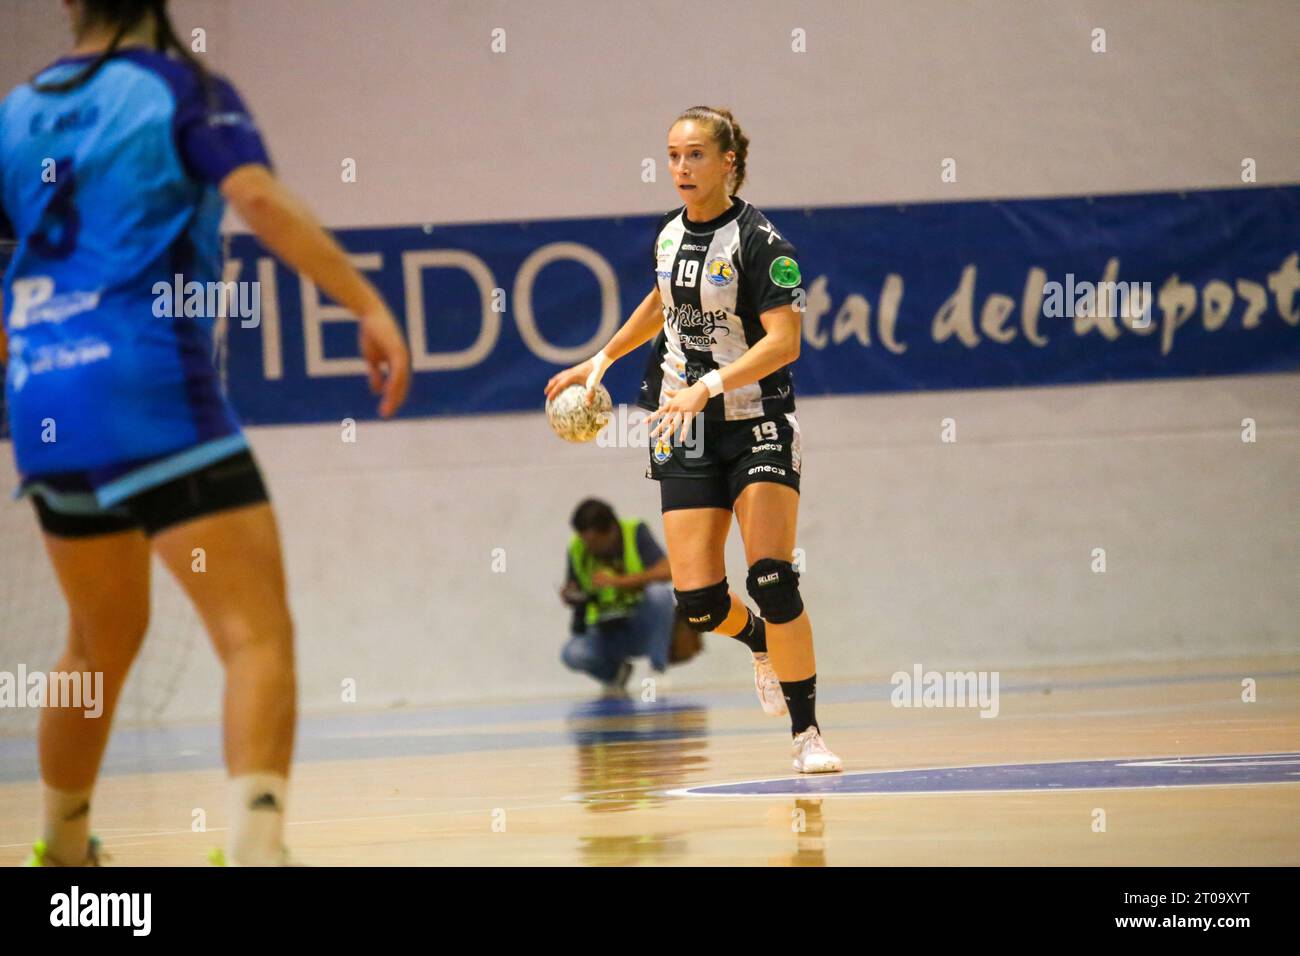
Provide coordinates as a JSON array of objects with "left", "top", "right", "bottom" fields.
[{"left": 0, "top": 49, "right": 270, "bottom": 506}]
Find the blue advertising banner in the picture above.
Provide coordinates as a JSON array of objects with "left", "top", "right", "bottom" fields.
[
  {"left": 7, "top": 185, "right": 1300, "bottom": 428},
  {"left": 217, "top": 184, "right": 1299, "bottom": 424}
]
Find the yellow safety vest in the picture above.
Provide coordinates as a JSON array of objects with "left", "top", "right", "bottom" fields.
[{"left": 568, "top": 518, "right": 647, "bottom": 626}]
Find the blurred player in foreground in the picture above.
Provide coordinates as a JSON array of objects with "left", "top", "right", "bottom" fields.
[{"left": 0, "top": 0, "right": 410, "bottom": 865}]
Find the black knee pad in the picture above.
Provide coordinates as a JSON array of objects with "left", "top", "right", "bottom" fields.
[
  {"left": 746, "top": 558, "right": 803, "bottom": 624},
  {"left": 674, "top": 579, "right": 731, "bottom": 632}
]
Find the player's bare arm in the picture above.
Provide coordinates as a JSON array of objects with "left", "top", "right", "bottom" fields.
[
  {"left": 221, "top": 163, "right": 411, "bottom": 417},
  {"left": 592, "top": 555, "right": 673, "bottom": 591},
  {"left": 543, "top": 285, "right": 664, "bottom": 402}
]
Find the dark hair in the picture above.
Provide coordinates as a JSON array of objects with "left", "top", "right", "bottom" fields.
[
  {"left": 571, "top": 498, "right": 617, "bottom": 533},
  {"left": 673, "top": 106, "right": 750, "bottom": 194},
  {"left": 33, "top": 0, "right": 213, "bottom": 102}
]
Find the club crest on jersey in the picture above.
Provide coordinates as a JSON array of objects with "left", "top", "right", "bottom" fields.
[
  {"left": 652, "top": 439, "right": 674, "bottom": 464},
  {"left": 769, "top": 256, "right": 801, "bottom": 288},
  {"left": 705, "top": 257, "right": 735, "bottom": 286}
]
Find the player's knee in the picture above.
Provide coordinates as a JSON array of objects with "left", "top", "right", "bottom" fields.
[
  {"left": 746, "top": 558, "right": 803, "bottom": 624},
  {"left": 211, "top": 609, "right": 294, "bottom": 670},
  {"left": 561, "top": 636, "right": 595, "bottom": 672},
  {"left": 674, "top": 579, "right": 731, "bottom": 632},
  {"left": 67, "top": 613, "right": 149, "bottom": 681}
]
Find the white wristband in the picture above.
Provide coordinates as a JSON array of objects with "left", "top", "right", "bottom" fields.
[
  {"left": 585, "top": 350, "right": 610, "bottom": 391},
  {"left": 701, "top": 370, "right": 725, "bottom": 397}
]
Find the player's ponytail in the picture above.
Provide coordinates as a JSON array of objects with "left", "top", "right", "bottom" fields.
[
  {"left": 674, "top": 106, "right": 750, "bottom": 194},
  {"left": 147, "top": 0, "right": 217, "bottom": 104},
  {"left": 32, "top": 0, "right": 214, "bottom": 104},
  {"left": 711, "top": 107, "right": 749, "bottom": 194}
]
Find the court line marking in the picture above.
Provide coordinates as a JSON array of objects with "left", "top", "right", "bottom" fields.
[
  {"left": 648, "top": 751, "right": 1300, "bottom": 799},
  {"left": 655, "top": 781, "right": 1300, "bottom": 800},
  {"left": 1120, "top": 755, "right": 1300, "bottom": 768},
  {"left": 1, "top": 667, "right": 1295, "bottom": 786},
  {"left": 565, "top": 750, "right": 1300, "bottom": 801}
]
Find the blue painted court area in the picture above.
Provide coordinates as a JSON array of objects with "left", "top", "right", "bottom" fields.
[{"left": 670, "top": 753, "right": 1300, "bottom": 797}]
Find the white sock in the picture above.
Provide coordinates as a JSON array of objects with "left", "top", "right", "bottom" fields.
[
  {"left": 43, "top": 785, "right": 93, "bottom": 865},
  {"left": 228, "top": 773, "right": 288, "bottom": 866}
]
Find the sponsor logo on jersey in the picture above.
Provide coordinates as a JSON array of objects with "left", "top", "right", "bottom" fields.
[
  {"left": 652, "top": 439, "right": 674, "bottom": 464},
  {"left": 769, "top": 256, "right": 801, "bottom": 289},
  {"left": 209, "top": 111, "right": 252, "bottom": 128},
  {"left": 666, "top": 305, "right": 729, "bottom": 334},
  {"left": 681, "top": 243, "right": 709, "bottom": 252},
  {"left": 747, "top": 464, "right": 787, "bottom": 477},
  {"left": 666, "top": 304, "right": 730, "bottom": 351},
  {"left": 705, "top": 257, "right": 735, "bottom": 286},
  {"left": 656, "top": 269, "right": 672, "bottom": 279},
  {"left": 6, "top": 278, "right": 102, "bottom": 330},
  {"left": 751, "top": 442, "right": 783, "bottom": 454},
  {"left": 13, "top": 337, "right": 113, "bottom": 392}
]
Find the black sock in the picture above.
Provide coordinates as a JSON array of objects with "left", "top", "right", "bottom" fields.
[
  {"left": 781, "top": 674, "right": 818, "bottom": 736},
  {"left": 731, "top": 610, "right": 767, "bottom": 654}
]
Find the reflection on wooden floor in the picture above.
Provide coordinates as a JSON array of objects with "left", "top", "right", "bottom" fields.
[{"left": 1, "top": 657, "right": 1297, "bottom": 865}]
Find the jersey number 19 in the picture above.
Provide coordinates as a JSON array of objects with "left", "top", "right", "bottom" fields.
[{"left": 674, "top": 258, "right": 699, "bottom": 288}]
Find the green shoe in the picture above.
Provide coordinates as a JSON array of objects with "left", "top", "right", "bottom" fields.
[
  {"left": 23, "top": 836, "right": 104, "bottom": 866},
  {"left": 20, "top": 839, "right": 48, "bottom": 867}
]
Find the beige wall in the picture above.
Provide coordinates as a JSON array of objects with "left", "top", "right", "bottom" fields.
[
  {"left": 1, "top": 1, "right": 1297, "bottom": 729},
  {"left": 3, "top": 0, "right": 1297, "bottom": 227}
]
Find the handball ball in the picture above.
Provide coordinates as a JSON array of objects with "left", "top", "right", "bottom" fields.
[{"left": 546, "top": 383, "right": 613, "bottom": 443}]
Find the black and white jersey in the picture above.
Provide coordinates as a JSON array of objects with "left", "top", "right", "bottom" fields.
[{"left": 636, "top": 198, "right": 803, "bottom": 422}]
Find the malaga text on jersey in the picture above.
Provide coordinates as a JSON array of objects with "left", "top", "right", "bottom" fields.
[{"left": 637, "top": 198, "right": 804, "bottom": 422}]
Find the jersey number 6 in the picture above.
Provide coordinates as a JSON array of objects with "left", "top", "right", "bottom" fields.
[{"left": 30, "top": 157, "right": 80, "bottom": 260}]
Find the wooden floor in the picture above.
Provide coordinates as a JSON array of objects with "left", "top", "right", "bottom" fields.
[{"left": 1, "top": 656, "right": 1297, "bottom": 866}]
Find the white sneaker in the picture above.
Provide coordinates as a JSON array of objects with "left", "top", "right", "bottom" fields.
[
  {"left": 752, "top": 653, "right": 788, "bottom": 716},
  {"left": 791, "top": 727, "right": 843, "bottom": 774},
  {"left": 209, "top": 845, "right": 306, "bottom": 866}
]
